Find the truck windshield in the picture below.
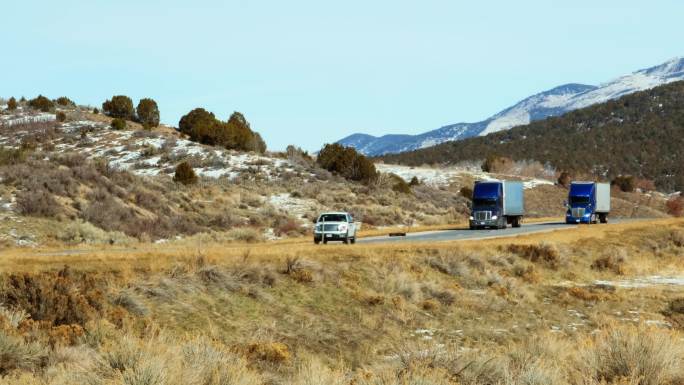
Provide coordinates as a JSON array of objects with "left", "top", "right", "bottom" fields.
[
  {"left": 318, "top": 214, "right": 347, "bottom": 222},
  {"left": 473, "top": 198, "right": 497, "bottom": 208},
  {"left": 569, "top": 196, "right": 590, "bottom": 205}
]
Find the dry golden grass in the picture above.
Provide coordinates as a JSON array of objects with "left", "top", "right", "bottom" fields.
[
  {"left": 0, "top": 219, "right": 682, "bottom": 383},
  {"left": 0, "top": 218, "right": 680, "bottom": 274}
]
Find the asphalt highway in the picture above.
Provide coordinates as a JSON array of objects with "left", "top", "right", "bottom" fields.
[{"left": 357, "top": 221, "right": 617, "bottom": 244}]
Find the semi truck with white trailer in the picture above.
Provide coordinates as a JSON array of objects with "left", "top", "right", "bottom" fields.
[
  {"left": 565, "top": 182, "right": 610, "bottom": 224},
  {"left": 469, "top": 180, "right": 524, "bottom": 230}
]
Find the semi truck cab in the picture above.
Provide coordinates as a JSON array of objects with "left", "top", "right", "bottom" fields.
[
  {"left": 565, "top": 182, "right": 610, "bottom": 224},
  {"left": 469, "top": 181, "right": 524, "bottom": 230}
]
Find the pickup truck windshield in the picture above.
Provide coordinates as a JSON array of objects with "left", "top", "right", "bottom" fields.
[
  {"left": 472, "top": 198, "right": 497, "bottom": 208},
  {"left": 569, "top": 196, "right": 591, "bottom": 205},
  {"left": 319, "top": 214, "right": 347, "bottom": 222}
]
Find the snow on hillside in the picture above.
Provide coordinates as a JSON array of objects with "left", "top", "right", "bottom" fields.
[
  {"left": 0, "top": 114, "right": 322, "bottom": 244},
  {"left": 269, "top": 193, "right": 319, "bottom": 225},
  {"left": 479, "top": 106, "right": 531, "bottom": 136},
  {"left": 1, "top": 116, "right": 301, "bottom": 181},
  {"left": 338, "top": 57, "right": 684, "bottom": 156},
  {"left": 376, "top": 163, "right": 554, "bottom": 189},
  {"left": 0, "top": 110, "right": 55, "bottom": 127},
  {"left": 60, "top": 121, "right": 294, "bottom": 179}
]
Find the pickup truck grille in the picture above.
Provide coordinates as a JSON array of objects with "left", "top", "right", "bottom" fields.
[
  {"left": 474, "top": 211, "right": 492, "bottom": 221},
  {"left": 322, "top": 224, "right": 339, "bottom": 232},
  {"left": 571, "top": 208, "right": 585, "bottom": 218}
]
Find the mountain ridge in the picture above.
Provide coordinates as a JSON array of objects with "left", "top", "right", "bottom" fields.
[
  {"left": 378, "top": 79, "right": 684, "bottom": 192},
  {"left": 338, "top": 57, "right": 684, "bottom": 156}
]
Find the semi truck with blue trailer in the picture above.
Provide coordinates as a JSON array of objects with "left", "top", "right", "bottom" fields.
[
  {"left": 469, "top": 180, "right": 524, "bottom": 230},
  {"left": 565, "top": 182, "right": 610, "bottom": 224}
]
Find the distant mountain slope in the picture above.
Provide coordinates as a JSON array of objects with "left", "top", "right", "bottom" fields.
[
  {"left": 379, "top": 80, "right": 684, "bottom": 192},
  {"left": 338, "top": 57, "right": 684, "bottom": 156}
]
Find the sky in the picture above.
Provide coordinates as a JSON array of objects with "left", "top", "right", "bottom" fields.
[{"left": 2, "top": 0, "right": 684, "bottom": 151}]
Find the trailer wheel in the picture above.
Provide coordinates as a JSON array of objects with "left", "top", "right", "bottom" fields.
[
  {"left": 350, "top": 237, "right": 356, "bottom": 244},
  {"left": 498, "top": 218, "right": 507, "bottom": 230},
  {"left": 599, "top": 214, "right": 608, "bottom": 224},
  {"left": 512, "top": 217, "right": 521, "bottom": 228}
]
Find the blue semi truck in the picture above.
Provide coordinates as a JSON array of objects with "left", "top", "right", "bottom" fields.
[
  {"left": 565, "top": 182, "right": 610, "bottom": 224},
  {"left": 469, "top": 180, "right": 524, "bottom": 230}
]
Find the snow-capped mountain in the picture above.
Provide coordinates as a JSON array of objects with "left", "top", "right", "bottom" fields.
[{"left": 338, "top": 57, "right": 684, "bottom": 156}]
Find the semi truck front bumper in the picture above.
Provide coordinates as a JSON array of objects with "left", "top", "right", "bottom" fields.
[
  {"left": 566, "top": 214, "right": 592, "bottom": 224},
  {"left": 469, "top": 219, "right": 499, "bottom": 228}
]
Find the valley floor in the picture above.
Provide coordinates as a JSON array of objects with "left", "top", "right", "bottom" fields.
[{"left": 0, "top": 218, "right": 683, "bottom": 384}]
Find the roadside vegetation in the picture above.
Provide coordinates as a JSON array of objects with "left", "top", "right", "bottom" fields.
[
  {"left": 178, "top": 108, "right": 267, "bottom": 153},
  {"left": 0, "top": 220, "right": 682, "bottom": 384}
]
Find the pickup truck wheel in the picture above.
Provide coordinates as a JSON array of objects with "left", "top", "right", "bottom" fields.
[
  {"left": 323, "top": 239, "right": 328, "bottom": 245},
  {"left": 314, "top": 239, "right": 320, "bottom": 245},
  {"left": 343, "top": 238, "right": 349, "bottom": 244}
]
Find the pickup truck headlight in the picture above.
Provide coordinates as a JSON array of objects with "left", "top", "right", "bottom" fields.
[
  {"left": 491, "top": 215, "right": 498, "bottom": 220},
  {"left": 338, "top": 224, "right": 348, "bottom": 232}
]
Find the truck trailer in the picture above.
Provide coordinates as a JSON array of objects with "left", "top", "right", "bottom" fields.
[
  {"left": 565, "top": 182, "right": 610, "bottom": 224},
  {"left": 469, "top": 180, "right": 524, "bottom": 230}
]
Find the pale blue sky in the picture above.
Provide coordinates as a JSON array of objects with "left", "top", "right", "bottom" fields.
[{"left": 2, "top": 1, "right": 683, "bottom": 151}]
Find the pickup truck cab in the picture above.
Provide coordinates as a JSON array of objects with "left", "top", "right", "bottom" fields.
[{"left": 313, "top": 212, "right": 357, "bottom": 244}]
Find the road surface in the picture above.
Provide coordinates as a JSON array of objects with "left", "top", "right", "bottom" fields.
[
  {"left": 31, "top": 220, "right": 641, "bottom": 258},
  {"left": 358, "top": 221, "right": 620, "bottom": 244}
]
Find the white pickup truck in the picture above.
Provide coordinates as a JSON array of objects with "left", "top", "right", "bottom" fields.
[{"left": 313, "top": 212, "right": 358, "bottom": 244}]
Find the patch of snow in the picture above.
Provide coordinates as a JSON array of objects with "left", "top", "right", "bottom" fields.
[
  {"left": 644, "top": 320, "right": 672, "bottom": 328},
  {"left": 141, "top": 138, "right": 165, "bottom": 149},
  {"left": 538, "top": 92, "right": 576, "bottom": 108},
  {"left": 269, "top": 193, "right": 316, "bottom": 220},
  {"left": 376, "top": 163, "right": 553, "bottom": 189},
  {"left": 523, "top": 179, "right": 554, "bottom": 189},
  {"left": 263, "top": 228, "right": 278, "bottom": 241},
  {"left": 594, "top": 276, "right": 684, "bottom": 288},
  {"left": 480, "top": 107, "right": 531, "bottom": 136},
  {"left": 376, "top": 164, "right": 455, "bottom": 186},
  {"left": 1, "top": 113, "right": 55, "bottom": 127}
]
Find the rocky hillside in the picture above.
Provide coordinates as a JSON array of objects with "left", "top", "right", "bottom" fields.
[{"left": 0, "top": 98, "right": 475, "bottom": 246}]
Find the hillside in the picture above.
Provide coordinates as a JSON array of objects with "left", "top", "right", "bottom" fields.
[
  {"left": 339, "top": 57, "right": 684, "bottom": 156},
  {"left": 0, "top": 96, "right": 676, "bottom": 247},
  {"left": 380, "top": 80, "right": 684, "bottom": 192},
  {"left": 0, "top": 98, "right": 481, "bottom": 246}
]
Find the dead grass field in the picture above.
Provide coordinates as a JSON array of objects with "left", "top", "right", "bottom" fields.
[{"left": 0, "top": 219, "right": 683, "bottom": 384}]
